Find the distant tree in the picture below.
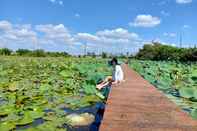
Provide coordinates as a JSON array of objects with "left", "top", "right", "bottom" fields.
[
  {"left": 16, "top": 49, "right": 32, "bottom": 56},
  {"left": 180, "top": 48, "right": 197, "bottom": 61},
  {"left": 101, "top": 52, "right": 107, "bottom": 58},
  {"left": 31, "top": 49, "right": 46, "bottom": 57},
  {"left": 87, "top": 52, "right": 96, "bottom": 58},
  {"left": 45, "top": 51, "right": 68, "bottom": 57},
  {"left": 119, "top": 53, "right": 127, "bottom": 59},
  {"left": 0, "top": 48, "right": 12, "bottom": 55},
  {"left": 136, "top": 42, "right": 197, "bottom": 61},
  {"left": 63, "top": 52, "right": 70, "bottom": 57}
]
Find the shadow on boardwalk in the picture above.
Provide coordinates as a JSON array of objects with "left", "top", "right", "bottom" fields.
[{"left": 100, "top": 64, "right": 197, "bottom": 131}]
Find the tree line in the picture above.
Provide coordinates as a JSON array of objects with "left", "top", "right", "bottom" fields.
[
  {"left": 0, "top": 48, "right": 124, "bottom": 58},
  {"left": 0, "top": 48, "right": 70, "bottom": 57},
  {"left": 1, "top": 42, "right": 197, "bottom": 61},
  {"left": 136, "top": 42, "right": 197, "bottom": 61}
]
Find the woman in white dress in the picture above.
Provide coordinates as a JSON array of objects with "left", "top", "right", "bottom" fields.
[{"left": 96, "top": 58, "right": 124, "bottom": 90}]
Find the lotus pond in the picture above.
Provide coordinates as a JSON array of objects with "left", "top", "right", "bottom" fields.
[
  {"left": 0, "top": 57, "right": 111, "bottom": 131},
  {"left": 130, "top": 60, "right": 197, "bottom": 119}
]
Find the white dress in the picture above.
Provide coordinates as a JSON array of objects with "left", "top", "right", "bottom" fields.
[{"left": 112, "top": 65, "right": 124, "bottom": 81}]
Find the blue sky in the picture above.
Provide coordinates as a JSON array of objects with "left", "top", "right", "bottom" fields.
[{"left": 0, "top": 0, "right": 196, "bottom": 54}]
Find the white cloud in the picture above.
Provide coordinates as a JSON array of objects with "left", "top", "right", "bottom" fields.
[
  {"left": 176, "top": 0, "right": 192, "bottom": 4},
  {"left": 74, "top": 13, "right": 80, "bottom": 18},
  {"left": 36, "top": 24, "right": 67, "bottom": 34},
  {"left": 96, "top": 28, "right": 139, "bottom": 40},
  {"left": 36, "top": 24, "right": 74, "bottom": 44},
  {"left": 76, "top": 28, "right": 140, "bottom": 45},
  {"left": 0, "top": 21, "right": 71, "bottom": 51},
  {"left": 129, "top": 14, "right": 161, "bottom": 28},
  {"left": 0, "top": 21, "right": 38, "bottom": 50},
  {"left": 49, "top": 0, "right": 63, "bottom": 6},
  {"left": 152, "top": 39, "right": 177, "bottom": 47},
  {"left": 59, "top": 1, "right": 63, "bottom": 6},
  {"left": 49, "top": 0, "right": 56, "bottom": 3},
  {"left": 0, "top": 21, "right": 36, "bottom": 41},
  {"left": 0, "top": 20, "right": 12, "bottom": 31},
  {"left": 152, "top": 1, "right": 170, "bottom": 6},
  {"left": 76, "top": 33, "right": 100, "bottom": 42},
  {"left": 163, "top": 32, "right": 177, "bottom": 37},
  {"left": 0, "top": 20, "right": 144, "bottom": 54},
  {"left": 12, "top": 29, "right": 36, "bottom": 39},
  {"left": 183, "top": 25, "right": 191, "bottom": 28},
  {"left": 75, "top": 30, "right": 141, "bottom": 54},
  {"left": 75, "top": 28, "right": 142, "bottom": 54}
]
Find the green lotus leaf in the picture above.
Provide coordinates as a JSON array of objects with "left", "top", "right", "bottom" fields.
[
  {"left": 16, "top": 95, "right": 30, "bottom": 104},
  {"left": 155, "top": 81, "right": 171, "bottom": 90},
  {"left": 39, "top": 84, "right": 51, "bottom": 92},
  {"left": 83, "top": 84, "right": 96, "bottom": 95},
  {"left": 192, "top": 90, "right": 197, "bottom": 100},
  {"left": 16, "top": 112, "right": 34, "bottom": 125},
  {"left": 160, "top": 76, "right": 172, "bottom": 85},
  {"left": 86, "top": 73, "right": 105, "bottom": 85},
  {"left": 0, "top": 57, "right": 112, "bottom": 129},
  {"left": 7, "top": 93, "right": 16, "bottom": 104},
  {"left": 0, "top": 70, "right": 8, "bottom": 76},
  {"left": 1, "top": 113, "right": 21, "bottom": 122},
  {"left": 29, "top": 109, "right": 45, "bottom": 119},
  {"left": 64, "top": 97, "right": 82, "bottom": 108},
  {"left": 27, "top": 122, "right": 56, "bottom": 131},
  {"left": 144, "top": 75, "right": 155, "bottom": 83},
  {"left": 179, "top": 87, "right": 194, "bottom": 99},
  {"left": 8, "top": 82, "right": 18, "bottom": 92},
  {"left": 59, "top": 70, "right": 73, "bottom": 78},
  {"left": 80, "top": 95, "right": 101, "bottom": 105},
  {"left": 0, "top": 122, "right": 16, "bottom": 131},
  {"left": 25, "top": 127, "right": 38, "bottom": 131},
  {"left": 0, "top": 105, "right": 15, "bottom": 116},
  {"left": 43, "top": 112, "right": 57, "bottom": 121},
  {"left": 191, "top": 109, "right": 197, "bottom": 119},
  {"left": 30, "top": 121, "right": 66, "bottom": 131}
]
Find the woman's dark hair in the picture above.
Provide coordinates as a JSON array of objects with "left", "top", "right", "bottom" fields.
[{"left": 109, "top": 57, "right": 118, "bottom": 66}]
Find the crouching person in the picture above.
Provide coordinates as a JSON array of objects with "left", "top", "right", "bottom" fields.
[{"left": 96, "top": 57, "right": 124, "bottom": 90}]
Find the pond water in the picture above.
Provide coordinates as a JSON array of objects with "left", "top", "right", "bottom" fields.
[
  {"left": 15, "top": 102, "right": 105, "bottom": 131},
  {"left": 14, "top": 86, "right": 111, "bottom": 131}
]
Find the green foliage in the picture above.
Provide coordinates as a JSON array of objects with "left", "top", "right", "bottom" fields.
[
  {"left": 0, "top": 57, "right": 111, "bottom": 130},
  {"left": 136, "top": 42, "right": 197, "bottom": 61},
  {"left": 101, "top": 52, "right": 108, "bottom": 58},
  {"left": 30, "top": 49, "right": 46, "bottom": 57},
  {"left": 179, "top": 87, "right": 195, "bottom": 99},
  {"left": 191, "top": 109, "right": 197, "bottom": 119},
  {"left": 1, "top": 48, "right": 71, "bottom": 57},
  {"left": 87, "top": 52, "right": 96, "bottom": 58},
  {"left": 16, "top": 49, "right": 32, "bottom": 56},
  {"left": 0, "top": 48, "right": 12, "bottom": 55}
]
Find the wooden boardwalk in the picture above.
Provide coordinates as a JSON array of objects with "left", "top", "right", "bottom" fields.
[{"left": 100, "top": 64, "right": 197, "bottom": 131}]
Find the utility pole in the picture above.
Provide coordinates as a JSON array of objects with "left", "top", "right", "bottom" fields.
[
  {"left": 84, "top": 42, "right": 87, "bottom": 56},
  {"left": 33, "top": 38, "right": 38, "bottom": 50}
]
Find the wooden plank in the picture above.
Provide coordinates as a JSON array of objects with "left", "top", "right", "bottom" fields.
[{"left": 100, "top": 64, "right": 197, "bottom": 131}]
